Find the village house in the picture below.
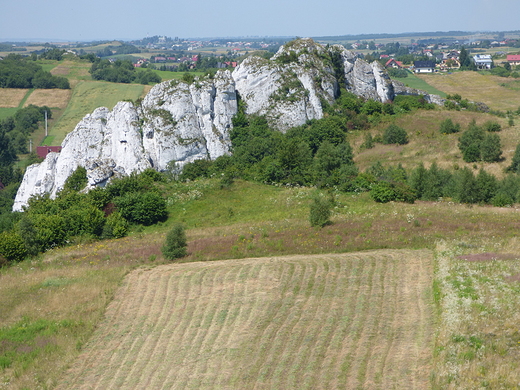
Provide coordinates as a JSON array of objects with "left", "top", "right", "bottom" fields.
[
  {"left": 507, "top": 54, "right": 520, "bottom": 66},
  {"left": 36, "top": 146, "right": 62, "bottom": 159},
  {"left": 413, "top": 60, "right": 436, "bottom": 73},
  {"left": 473, "top": 54, "right": 493, "bottom": 69},
  {"left": 385, "top": 58, "right": 403, "bottom": 69},
  {"left": 440, "top": 58, "right": 460, "bottom": 71}
]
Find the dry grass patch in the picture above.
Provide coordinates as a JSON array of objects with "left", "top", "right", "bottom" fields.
[
  {"left": 0, "top": 89, "right": 29, "bottom": 108},
  {"left": 352, "top": 109, "right": 515, "bottom": 178},
  {"left": 432, "top": 241, "right": 520, "bottom": 389},
  {"left": 418, "top": 72, "right": 520, "bottom": 112},
  {"left": 24, "top": 88, "right": 71, "bottom": 109},
  {"left": 0, "top": 260, "right": 130, "bottom": 390},
  {"left": 56, "top": 250, "right": 434, "bottom": 390}
]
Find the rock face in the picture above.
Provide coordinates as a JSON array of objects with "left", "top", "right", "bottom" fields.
[
  {"left": 140, "top": 70, "right": 237, "bottom": 171},
  {"left": 13, "top": 72, "right": 238, "bottom": 211},
  {"left": 13, "top": 38, "right": 443, "bottom": 211}
]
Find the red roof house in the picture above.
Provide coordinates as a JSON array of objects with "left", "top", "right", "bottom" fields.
[
  {"left": 36, "top": 146, "right": 62, "bottom": 159},
  {"left": 507, "top": 55, "right": 520, "bottom": 66},
  {"left": 385, "top": 59, "right": 403, "bottom": 69}
]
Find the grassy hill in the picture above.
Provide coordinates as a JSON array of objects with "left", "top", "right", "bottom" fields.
[{"left": 2, "top": 57, "right": 520, "bottom": 388}]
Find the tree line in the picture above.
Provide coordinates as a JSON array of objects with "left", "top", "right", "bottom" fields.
[
  {"left": 0, "top": 54, "right": 70, "bottom": 89},
  {"left": 88, "top": 58, "right": 161, "bottom": 84}
]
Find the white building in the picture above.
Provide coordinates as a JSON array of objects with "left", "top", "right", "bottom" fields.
[{"left": 473, "top": 54, "right": 493, "bottom": 69}]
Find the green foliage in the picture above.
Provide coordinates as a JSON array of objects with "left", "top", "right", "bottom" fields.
[
  {"left": 162, "top": 224, "right": 188, "bottom": 260},
  {"left": 179, "top": 159, "right": 214, "bottom": 181},
  {"left": 90, "top": 58, "right": 154, "bottom": 84},
  {"left": 370, "top": 181, "right": 416, "bottom": 204},
  {"left": 387, "top": 68, "right": 409, "bottom": 78},
  {"left": 439, "top": 118, "right": 461, "bottom": 134},
  {"left": 506, "top": 143, "right": 520, "bottom": 173},
  {"left": 102, "top": 211, "right": 129, "bottom": 239},
  {"left": 458, "top": 121, "right": 502, "bottom": 163},
  {"left": 61, "top": 204, "right": 105, "bottom": 237},
  {"left": 114, "top": 192, "right": 167, "bottom": 226},
  {"left": 0, "top": 230, "right": 27, "bottom": 263},
  {"left": 309, "top": 194, "right": 332, "bottom": 228},
  {"left": 62, "top": 166, "right": 87, "bottom": 193},
  {"left": 480, "top": 133, "right": 502, "bottom": 162},
  {"left": 0, "top": 54, "right": 69, "bottom": 89},
  {"left": 483, "top": 120, "right": 501, "bottom": 132},
  {"left": 382, "top": 124, "right": 408, "bottom": 145}
]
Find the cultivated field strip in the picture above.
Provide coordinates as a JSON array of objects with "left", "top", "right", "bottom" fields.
[{"left": 56, "top": 250, "right": 433, "bottom": 389}]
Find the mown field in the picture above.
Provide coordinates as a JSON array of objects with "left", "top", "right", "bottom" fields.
[
  {"left": 55, "top": 250, "right": 433, "bottom": 390},
  {"left": 418, "top": 71, "right": 520, "bottom": 112}
]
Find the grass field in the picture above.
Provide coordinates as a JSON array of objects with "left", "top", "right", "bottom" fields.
[
  {"left": 2, "top": 179, "right": 520, "bottom": 389},
  {"left": 50, "top": 81, "right": 147, "bottom": 145},
  {"left": 393, "top": 73, "right": 447, "bottom": 97},
  {"left": 418, "top": 72, "right": 520, "bottom": 112},
  {"left": 55, "top": 250, "right": 433, "bottom": 390}
]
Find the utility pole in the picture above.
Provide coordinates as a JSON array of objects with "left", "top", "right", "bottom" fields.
[
  {"left": 29, "top": 138, "right": 33, "bottom": 153},
  {"left": 45, "top": 110, "right": 48, "bottom": 137}
]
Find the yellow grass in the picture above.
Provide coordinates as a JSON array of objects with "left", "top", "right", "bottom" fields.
[
  {"left": 56, "top": 250, "right": 434, "bottom": 390},
  {"left": 351, "top": 109, "right": 515, "bottom": 179},
  {"left": 0, "top": 89, "right": 29, "bottom": 108},
  {"left": 417, "top": 72, "right": 520, "bottom": 112},
  {"left": 24, "top": 88, "right": 71, "bottom": 109}
]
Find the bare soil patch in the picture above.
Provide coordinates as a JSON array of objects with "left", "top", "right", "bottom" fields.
[{"left": 55, "top": 250, "right": 434, "bottom": 390}]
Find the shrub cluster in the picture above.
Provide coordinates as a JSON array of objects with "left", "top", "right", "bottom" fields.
[
  {"left": 90, "top": 59, "right": 161, "bottom": 85},
  {"left": 458, "top": 120, "right": 502, "bottom": 163},
  {"left": 0, "top": 169, "right": 167, "bottom": 264}
]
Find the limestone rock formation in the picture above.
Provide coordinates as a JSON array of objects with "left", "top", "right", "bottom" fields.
[
  {"left": 13, "top": 38, "right": 443, "bottom": 211},
  {"left": 140, "top": 70, "right": 237, "bottom": 171}
]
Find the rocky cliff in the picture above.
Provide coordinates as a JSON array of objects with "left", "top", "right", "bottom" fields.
[{"left": 13, "top": 38, "right": 442, "bottom": 211}]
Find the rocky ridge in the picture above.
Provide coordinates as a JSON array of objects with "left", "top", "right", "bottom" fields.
[{"left": 13, "top": 38, "right": 442, "bottom": 211}]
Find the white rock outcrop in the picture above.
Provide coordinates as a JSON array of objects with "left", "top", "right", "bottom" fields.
[
  {"left": 13, "top": 39, "right": 443, "bottom": 212},
  {"left": 140, "top": 70, "right": 237, "bottom": 171}
]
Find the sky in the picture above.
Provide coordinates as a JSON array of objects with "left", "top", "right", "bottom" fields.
[{"left": 1, "top": 0, "right": 519, "bottom": 42}]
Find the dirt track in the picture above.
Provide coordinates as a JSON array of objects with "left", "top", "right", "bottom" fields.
[{"left": 56, "top": 250, "right": 434, "bottom": 389}]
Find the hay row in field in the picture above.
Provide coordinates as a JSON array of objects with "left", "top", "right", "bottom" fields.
[{"left": 56, "top": 250, "right": 433, "bottom": 390}]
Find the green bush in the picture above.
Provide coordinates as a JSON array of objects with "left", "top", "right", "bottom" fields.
[
  {"left": 102, "top": 211, "right": 128, "bottom": 239},
  {"left": 439, "top": 118, "right": 461, "bottom": 134},
  {"left": 162, "top": 224, "right": 188, "bottom": 260},
  {"left": 484, "top": 121, "right": 502, "bottom": 132},
  {"left": 309, "top": 194, "right": 332, "bottom": 228},
  {"left": 382, "top": 124, "right": 408, "bottom": 145},
  {"left": 0, "top": 231, "right": 27, "bottom": 263},
  {"left": 115, "top": 192, "right": 167, "bottom": 226}
]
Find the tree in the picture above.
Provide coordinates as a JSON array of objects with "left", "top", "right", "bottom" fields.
[
  {"left": 309, "top": 194, "right": 332, "bottom": 227},
  {"left": 480, "top": 133, "right": 502, "bottom": 162},
  {"left": 162, "top": 224, "right": 188, "bottom": 260},
  {"left": 382, "top": 124, "right": 408, "bottom": 145},
  {"left": 507, "top": 143, "right": 520, "bottom": 173},
  {"left": 439, "top": 118, "right": 460, "bottom": 134}
]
